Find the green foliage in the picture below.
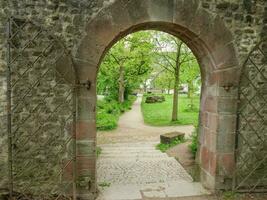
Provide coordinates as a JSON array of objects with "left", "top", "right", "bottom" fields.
[
  {"left": 98, "top": 181, "right": 111, "bottom": 188},
  {"left": 153, "top": 70, "right": 174, "bottom": 93},
  {"left": 97, "top": 31, "right": 156, "bottom": 101},
  {"left": 222, "top": 191, "right": 240, "bottom": 200},
  {"left": 97, "top": 95, "right": 136, "bottom": 131},
  {"left": 151, "top": 31, "right": 201, "bottom": 90},
  {"left": 189, "top": 126, "right": 198, "bottom": 158},
  {"left": 96, "top": 147, "right": 102, "bottom": 158},
  {"left": 156, "top": 137, "right": 185, "bottom": 152},
  {"left": 183, "top": 103, "right": 199, "bottom": 112},
  {"left": 141, "top": 94, "right": 199, "bottom": 126},
  {"left": 97, "top": 112, "right": 118, "bottom": 131}
]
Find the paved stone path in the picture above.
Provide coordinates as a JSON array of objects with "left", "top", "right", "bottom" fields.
[
  {"left": 96, "top": 96, "right": 209, "bottom": 200},
  {"left": 97, "top": 142, "right": 192, "bottom": 185}
]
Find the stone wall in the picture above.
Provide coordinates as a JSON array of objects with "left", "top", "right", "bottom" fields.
[{"left": 0, "top": 0, "right": 266, "bottom": 198}]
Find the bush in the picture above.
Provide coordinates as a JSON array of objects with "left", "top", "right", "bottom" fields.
[
  {"left": 97, "top": 112, "right": 118, "bottom": 130},
  {"left": 189, "top": 126, "right": 198, "bottom": 158},
  {"left": 183, "top": 103, "right": 199, "bottom": 112},
  {"left": 96, "top": 95, "right": 136, "bottom": 131},
  {"left": 145, "top": 95, "right": 165, "bottom": 103}
]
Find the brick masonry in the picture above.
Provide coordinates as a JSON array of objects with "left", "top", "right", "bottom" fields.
[{"left": 0, "top": 0, "right": 266, "bottom": 199}]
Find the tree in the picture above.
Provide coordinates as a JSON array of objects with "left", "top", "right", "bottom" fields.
[
  {"left": 152, "top": 32, "right": 198, "bottom": 121},
  {"left": 180, "top": 58, "right": 201, "bottom": 110},
  {"left": 153, "top": 69, "right": 174, "bottom": 94},
  {"left": 97, "top": 31, "right": 156, "bottom": 102}
]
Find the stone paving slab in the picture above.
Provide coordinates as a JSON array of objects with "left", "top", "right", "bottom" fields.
[
  {"left": 97, "top": 181, "right": 210, "bottom": 200},
  {"left": 97, "top": 143, "right": 192, "bottom": 185}
]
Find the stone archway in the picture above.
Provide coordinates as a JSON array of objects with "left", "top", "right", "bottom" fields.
[{"left": 74, "top": 0, "right": 240, "bottom": 198}]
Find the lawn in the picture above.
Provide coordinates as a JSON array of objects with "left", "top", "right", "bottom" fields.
[{"left": 141, "top": 94, "right": 200, "bottom": 126}]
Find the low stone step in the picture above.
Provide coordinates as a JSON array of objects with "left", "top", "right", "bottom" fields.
[
  {"left": 99, "top": 143, "right": 157, "bottom": 148},
  {"left": 97, "top": 157, "right": 174, "bottom": 162},
  {"left": 101, "top": 150, "right": 163, "bottom": 155},
  {"left": 99, "top": 146, "right": 156, "bottom": 150},
  {"left": 99, "top": 154, "right": 169, "bottom": 159}
]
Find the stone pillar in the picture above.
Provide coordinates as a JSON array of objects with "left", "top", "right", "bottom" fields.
[
  {"left": 198, "top": 54, "right": 239, "bottom": 191},
  {"left": 75, "top": 59, "right": 97, "bottom": 199}
]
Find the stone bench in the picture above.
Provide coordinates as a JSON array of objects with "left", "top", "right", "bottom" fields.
[{"left": 160, "top": 132, "right": 185, "bottom": 144}]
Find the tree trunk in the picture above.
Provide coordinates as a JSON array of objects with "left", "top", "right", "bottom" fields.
[
  {"left": 172, "top": 40, "right": 182, "bottom": 121},
  {"left": 118, "top": 65, "right": 125, "bottom": 103},
  {"left": 172, "top": 68, "right": 179, "bottom": 121}
]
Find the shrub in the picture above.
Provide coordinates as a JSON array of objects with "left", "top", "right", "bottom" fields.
[
  {"left": 96, "top": 112, "right": 118, "bottom": 131},
  {"left": 189, "top": 125, "right": 198, "bottom": 158},
  {"left": 96, "top": 95, "right": 136, "bottom": 131},
  {"left": 183, "top": 103, "right": 199, "bottom": 112}
]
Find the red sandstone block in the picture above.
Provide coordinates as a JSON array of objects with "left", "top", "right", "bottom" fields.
[
  {"left": 218, "top": 115, "right": 237, "bottom": 133},
  {"left": 204, "top": 96, "right": 218, "bottom": 113},
  {"left": 62, "top": 156, "right": 96, "bottom": 181},
  {"left": 213, "top": 68, "right": 240, "bottom": 86},
  {"left": 203, "top": 127, "right": 210, "bottom": 146},
  {"left": 218, "top": 153, "right": 235, "bottom": 176},
  {"left": 205, "top": 130, "right": 217, "bottom": 153},
  {"left": 75, "top": 121, "right": 96, "bottom": 140},
  {"left": 211, "top": 43, "right": 238, "bottom": 69},
  {"left": 218, "top": 98, "right": 238, "bottom": 114},
  {"left": 62, "top": 159, "right": 74, "bottom": 181},
  {"left": 208, "top": 113, "right": 219, "bottom": 133},
  {"left": 200, "top": 146, "right": 210, "bottom": 171},
  {"left": 76, "top": 156, "right": 96, "bottom": 171},
  {"left": 209, "top": 151, "right": 217, "bottom": 176},
  {"left": 201, "top": 111, "right": 209, "bottom": 128}
]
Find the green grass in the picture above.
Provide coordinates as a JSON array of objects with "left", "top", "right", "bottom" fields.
[
  {"left": 156, "top": 137, "right": 186, "bottom": 152},
  {"left": 141, "top": 94, "right": 200, "bottom": 126},
  {"left": 96, "top": 95, "right": 136, "bottom": 131}
]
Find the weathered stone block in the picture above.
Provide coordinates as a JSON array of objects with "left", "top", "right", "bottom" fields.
[
  {"left": 146, "top": 0, "right": 174, "bottom": 22},
  {"left": 217, "top": 153, "right": 235, "bottom": 177},
  {"left": 160, "top": 131, "right": 185, "bottom": 144},
  {"left": 76, "top": 121, "right": 96, "bottom": 140},
  {"left": 204, "top": 96, "right": 218, "bottom": 113},
  {"left": 218, "top": 98, "right": 238, "bottom": 114},
  {"left": 76, "top": 140, "right": 95, "bottom": 156}
]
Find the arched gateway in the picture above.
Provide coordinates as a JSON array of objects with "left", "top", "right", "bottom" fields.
[{"left": 74, "top": 0, "right": 240, "bottom": 199}]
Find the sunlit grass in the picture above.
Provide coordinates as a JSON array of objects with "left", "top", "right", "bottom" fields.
[{"left": 141, "top": 94, "right": 200, "bottom": 126}]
